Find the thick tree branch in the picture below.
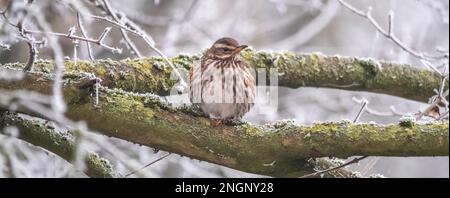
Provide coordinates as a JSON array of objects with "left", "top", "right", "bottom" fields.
[
  {"left": 0, "top": 111, "right": 359, "bottom": 178},
  {"left": 2, "top": 50, "right": 445, "bottom": 102},
  {"left": 0, "top": 111, "right": 116, "bottom": 178},
  {"left": 0, "top": 68, "right": 447, "bottom": 177}
]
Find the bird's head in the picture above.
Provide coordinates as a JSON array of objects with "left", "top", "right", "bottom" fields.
[{"left": 208, "top": 37, "right": 247, "bottom": 60}]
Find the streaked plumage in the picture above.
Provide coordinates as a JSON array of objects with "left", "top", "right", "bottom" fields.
[{"left": 189, "top": 38, "right": 255, "bottom": 120}]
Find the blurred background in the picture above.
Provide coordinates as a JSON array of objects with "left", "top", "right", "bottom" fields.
[{"left": 0, "top": 0, "right": 448, "bottom": 178}]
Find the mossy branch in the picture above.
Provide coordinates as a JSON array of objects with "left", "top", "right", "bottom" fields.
[
  {"left": 0, "top": 70, "right": 447, "bottom": 177},
  {"left": 0, "top": 113, "right": 359, "bottom": 178},
  {"left": 2, "top": 50, "right": 445, "bottom": 102},
  {"left": 0, "top": 112, "right": 116, "bottom": 178}
]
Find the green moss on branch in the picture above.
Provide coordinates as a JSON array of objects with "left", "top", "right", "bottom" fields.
[
  {"left": 0, "top": 112, "right": 116, "bottom": 178},
  {"left": 1, "top": 72, "right": 447, "bottom": 177},
  {"left": 240, "top": 50, "right": 446, "bottom": 102},
  {"left": 2, "top": 50, "right": 445, "bottom": 102}
]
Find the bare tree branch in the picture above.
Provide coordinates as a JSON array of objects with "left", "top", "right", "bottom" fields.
[
  {"left": 3, "top": 50, "right": 445, "bottom": 102},
  {"left": 0, "top": 112, "right": 116, "bottom": 178},
  {"left": 0, "top": 66, "right": 447, "bottom": 177}
]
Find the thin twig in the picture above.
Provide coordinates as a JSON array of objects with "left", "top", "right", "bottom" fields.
[
  {"left": 95, "top": 78, "right": 100, "bottom": 107},
  {"left": 353, "top": 98, "right": 368, "bottom": 123},
  {"left": 73, "top": 39, "right": 79, "bottom": 68},
  {"left": 421, "top": 60, "right": 443, "bottom": 76},
  {"left": 352, "top": 97, "right": 406, "bottom": 117},
  {"left": 100, "top": 0, "right": 142, "bottom": 58},
  {"left": 338, "top": 0, "right": 445, "bottom": 62},
  {"left": 22, "top": 37, "right": 37, "bottom": 71},
  {"left": 76, "top": 12, "right": 95, "bottom": 61},
  {"left": 124, "top": 153, "right": 171, "bottom": 177},
  {"left": 437, "top": 111, "right": 449, "bottom": 121},
  {"left": 14, "top": 1, "right": 37, "bottom": 71},
  {"left": 300, "top": 156, "right": 368, "bottom": 178},
  {"left": 85, "top": 0, "right": 188, "bottom": 91},
  {"left": 336, "top": 0, "right": 450, "bottom": 121},
  {"left": 1, "top": 10, "right": 121, "bottom": 54},
  {"left": 23, "top": 28, "right": 121, "bottom": 53},
  {"left": 31, "top": 11, "right": 67, "bottom": 115}
]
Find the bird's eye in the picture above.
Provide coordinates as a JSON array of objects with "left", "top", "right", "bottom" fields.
[{"left": 223, "top": 48, "right": 231, "bottom": 52}]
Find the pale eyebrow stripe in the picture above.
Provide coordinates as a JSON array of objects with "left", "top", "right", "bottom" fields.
[{"left": 213, "top": 43, "right": 234, "bottom": 49}]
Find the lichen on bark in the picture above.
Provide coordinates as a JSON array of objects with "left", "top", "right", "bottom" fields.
[
  {"left": 0, "top": 51, "right": 448, "bottom": 177},
  {"left": 2, "top": 50, "right": 445, "bottom": 102},
  {"left": 0, "top": 112, "right": 116, "bottom": 178}
]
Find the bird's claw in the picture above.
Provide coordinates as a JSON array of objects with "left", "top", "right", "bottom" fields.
[{"left": 211, "top": 119, "right": 224, "bottom": 126}]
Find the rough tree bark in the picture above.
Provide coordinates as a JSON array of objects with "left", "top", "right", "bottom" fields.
[
  {"left": 2, "top": 50, "right": 444, "bottom": 102},
  {"left": 0, "top": 50, "right": 448, "bottom": 177},
  {"left": 0, "top": 112, "right": 116, "bottom": 178}
]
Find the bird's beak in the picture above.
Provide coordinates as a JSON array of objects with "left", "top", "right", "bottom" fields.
[{"left": 233, "top": 45, "right": 248, "bottom": 55}]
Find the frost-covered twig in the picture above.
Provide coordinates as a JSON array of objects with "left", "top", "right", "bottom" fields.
[
  {"left": 100, "top": 0, "right": 142, "bottom": 58},
  {"left": 338, "top": 0, "right": 447, "bottom": 62},
  {"left": 31, "top": 10, "right": 66, "bottom": 116},
  {"left": 438, "top": 111, "right": 449, "bottom": 121},
  {"left": 86, "top": 0, "right": 187, "bottom": 92},
  {"left": 300, "top": 156, "right": 368, "bottom": 178},
  {"left": 352, "top": 97, "right": 406, "bottom": 117},
  {"left": 22, "top": 27, "right": 121, "bottom": 54},
  {"left": 339, "top": 0, "right": 449, "bottom": 122},
  {"left": 1, "top": 11, "right": 121, "bottom": 55},
  {"left": 76, "top": 13, "right": 94, "bottom": 61},
  {"left": 0, "top": 0, "right": 39, "bottom": 71}
]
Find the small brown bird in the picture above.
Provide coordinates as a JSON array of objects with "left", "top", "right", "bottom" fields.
[{"left": 189, "top": 37, "right": 256, "bottom": 124}]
